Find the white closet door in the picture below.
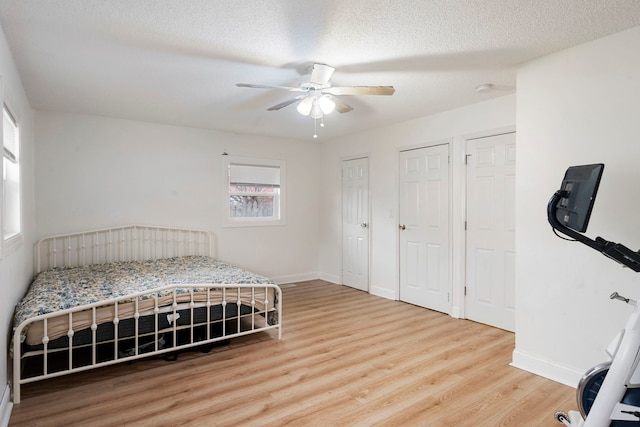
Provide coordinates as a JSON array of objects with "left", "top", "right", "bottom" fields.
[
  {"left": 342, "top": 157, "right": 369, "bottom": 292},
  {"left": 465, "top": 132, "right": 516, "bottom": 331},
  {"left": 399, "top": 144, "right": 450, "bottom": 313}
]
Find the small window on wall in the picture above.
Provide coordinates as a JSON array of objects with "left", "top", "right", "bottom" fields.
[
  {"left": 3, "top": 104, "right": 21, "bottom": 246},
  {"left": 224, "top": 157, "right": 285, "bottom": 227}
]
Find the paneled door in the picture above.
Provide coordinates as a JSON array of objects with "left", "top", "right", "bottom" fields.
[
  {"left": 465, "top": 132, "right": 516, "bottom": 331},
  {"left": 342, "top": 157, "right": 369, "bottom": 292},
  {"left": 399, "top": 145, "right": 450, "bottom": 313}
]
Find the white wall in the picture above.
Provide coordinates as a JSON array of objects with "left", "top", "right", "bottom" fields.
[
  {"left": 513, "top": 26, "right": 640, "bottom": 386},
  {"left": 0, "top": 24, "right": 35, "bottom": 421},
  {"left": 318, "top": 94, "right": 516, "bottom": 312},
  {"left": 34, "top": 112, "right": 320, "bottom": 283}
]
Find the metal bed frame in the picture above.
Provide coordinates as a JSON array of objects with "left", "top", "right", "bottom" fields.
[{"left": 11, "top": 225, "right": 282, "bottom": 403}]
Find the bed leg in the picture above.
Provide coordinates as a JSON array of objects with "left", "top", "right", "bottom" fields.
[
  {"left": 12, "top": 377, "right": 20, "bottom": 405},
  {"left": 12, "top": 341, "right": 21, "bottom": 404},
  {"left": 277, "top": 293, "right": 282, "bottom": 340}
]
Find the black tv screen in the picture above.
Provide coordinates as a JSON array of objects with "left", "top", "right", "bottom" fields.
[{"left": 555, "top": 163, "right": 604, "bottom": 232}]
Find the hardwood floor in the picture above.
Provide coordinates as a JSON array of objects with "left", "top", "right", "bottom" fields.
[{"left": 10, "top": 280, "right": 575, "bottom": 426}]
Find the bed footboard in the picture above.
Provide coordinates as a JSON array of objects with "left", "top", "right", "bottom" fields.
[{"left": 12, "top": 283, "right": 281, "bottom": 404}]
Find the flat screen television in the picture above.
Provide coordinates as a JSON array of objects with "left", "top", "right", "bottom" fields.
[{"left": 554, "top": 163, "right": 604, "bottom": 232}]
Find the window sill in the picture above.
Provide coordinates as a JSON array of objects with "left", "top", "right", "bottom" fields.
[{"left": 223, "top": 219, "right": 286, "bottom": 228}]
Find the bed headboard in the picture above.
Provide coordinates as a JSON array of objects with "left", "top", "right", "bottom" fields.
[{"left": 35, "top": 225, "right": 214, "bottom": 273}]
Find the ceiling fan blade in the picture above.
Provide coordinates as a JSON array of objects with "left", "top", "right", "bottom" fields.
[
  {"left": 236, "top": 83, "right": 305, "bottom": 92},
  {"left": 310, "top": 63, "right": 335, "bottom": 85},
  {"left": 325, "top": 86, "right": 396, "bottom": 96},
  {"left": 331, "top": 97, "right": 354, "bottom": 114},
  {"left": 266, "top": 97, "right": 303, "bottom": 111}
]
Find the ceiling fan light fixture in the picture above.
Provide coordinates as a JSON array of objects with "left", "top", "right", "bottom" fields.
[
  {"left": 319, "top": 95, "right": 335, "bottom": 114},
  {"left": 296, "top": 96, "right": 313, "bottom": 116},
  {"left": 310, "top": 100, "right": 323, "bottom": 119}
]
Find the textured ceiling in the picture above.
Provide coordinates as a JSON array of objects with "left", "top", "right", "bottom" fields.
[{"left": 1, "top": 0, "right": 640, "bottom": 141}]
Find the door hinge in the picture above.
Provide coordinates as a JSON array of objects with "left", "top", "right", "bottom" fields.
[
  {"left": 447, "top": 292, "right": 450, "bottom": 302},
  {"left": 464, "top": 286, "right": 467, "bottom": 296},
  {"left": 464, "top": 221, "right": 467, "bottom": 231},
  {"left": 465, "top": 154, "right": 471, "bottom": 165}
]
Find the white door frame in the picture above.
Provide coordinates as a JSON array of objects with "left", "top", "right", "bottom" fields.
[
  {"left": 341, "top": 154, "right": 371, "bottom": 290},
  {"left": 396, "top": 140, "right": 453, "bottom": 309},
  {"left": 457, "top": 126, "right": 516, "bottom": 321}
]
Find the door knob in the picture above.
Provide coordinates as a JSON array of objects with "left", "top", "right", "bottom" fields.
[
  {"left": 399, "top": 224, "right": 406, "bottom": 230},
  {"left": 360, "top": 222, "right": 368, "bottom": 228}
]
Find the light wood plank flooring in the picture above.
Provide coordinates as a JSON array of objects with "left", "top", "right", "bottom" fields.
[{"left": 10, "top": 280, "right": 575, "bottom": 426}]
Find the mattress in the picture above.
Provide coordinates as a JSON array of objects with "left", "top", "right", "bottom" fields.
[{"left": 14, "top": 256, "right": 276, "bottom": 346}]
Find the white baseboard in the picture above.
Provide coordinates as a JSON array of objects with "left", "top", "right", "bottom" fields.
[
  {"left": 450, "top": 305, "right": 462, "bottom": 319},
  {"left": 266, "top": 272, "right": 343, "bottom": 286},
  {"left": 370, "top": 285, "right": 396, "bottom": 300},
  {"left": 511, "top": 348, "right": 583, "bottom": 388},
  {"left": 0, "top": 384, "right": 12, "bottom": 427},
  {"left": 271, "top": 273, "right": 396, "bottom": 301},
  {"left": 271, "top": 272, "right": 319, "bottom": 285},
  {"left": 318, "top": 272, "right": 339, "bottom": 284}
]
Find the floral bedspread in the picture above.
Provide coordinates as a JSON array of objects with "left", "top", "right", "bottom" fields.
[{"left": 14, "top": 256, "right": 275, "bottom": 327}]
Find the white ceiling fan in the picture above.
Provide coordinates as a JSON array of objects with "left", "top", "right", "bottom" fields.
[{"left": 236, "top": 63, "right": 395, "bottom": 137}]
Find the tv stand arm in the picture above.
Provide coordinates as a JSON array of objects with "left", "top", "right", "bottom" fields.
[{"left": 548, "top": 191, "right": 640, "bottom": 272}]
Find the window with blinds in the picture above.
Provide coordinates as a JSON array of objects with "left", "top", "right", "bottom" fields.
[
  {"left": 3, "top": 105, "right": 21, "bottom": 241},
  {"left": 224, "top": 157, "right": 285, "bottom": 226}
]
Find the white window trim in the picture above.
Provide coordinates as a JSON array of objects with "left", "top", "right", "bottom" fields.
[
  {"left": 2, "top": 102, "right": 23, "bottom": 258},
  {"left": 222, "top": 156, "right": 286, "bottom": 227}
]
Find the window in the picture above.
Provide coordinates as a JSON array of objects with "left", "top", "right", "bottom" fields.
[
  {"left": 3, "top": 105, "right": 21, "bottom": 243},
  {"left": 224, "top": 157, "right": 285, "bottom": 226}
]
